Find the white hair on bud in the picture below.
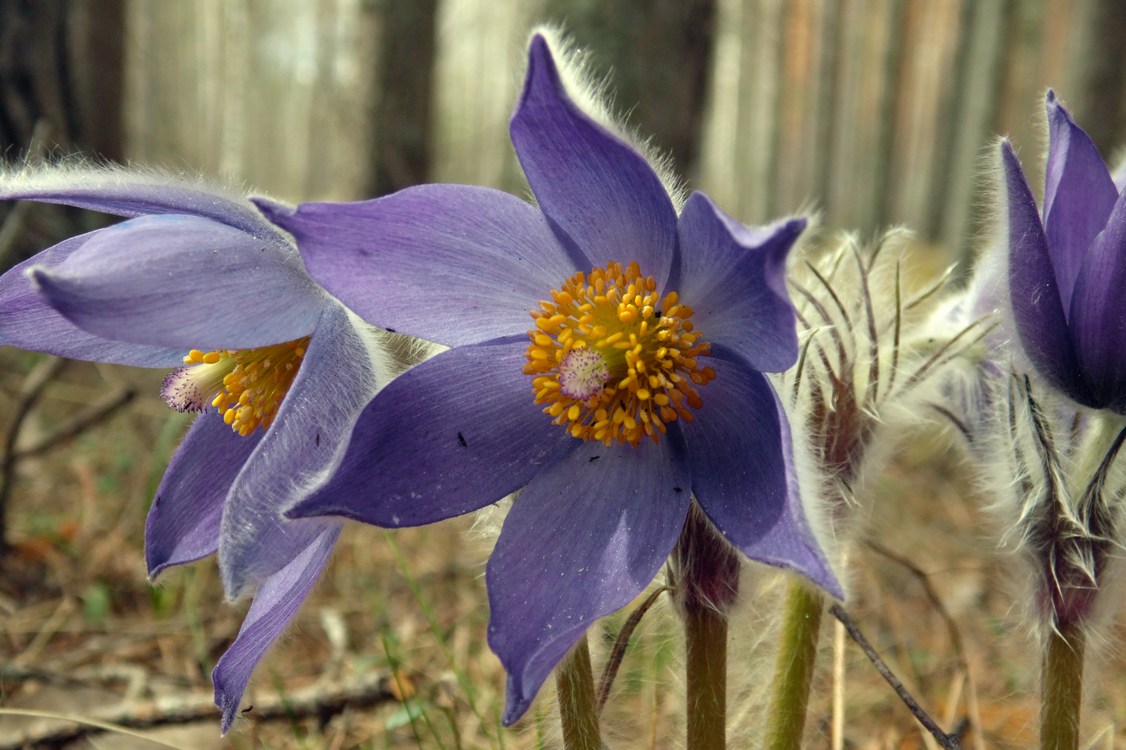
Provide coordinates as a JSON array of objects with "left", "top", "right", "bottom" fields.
[
  {"left": 781, "top": 229, "right": 984, "bottom": 554},
  {"left": 525, "top": 26, "right": 689, "bottom": 212}
]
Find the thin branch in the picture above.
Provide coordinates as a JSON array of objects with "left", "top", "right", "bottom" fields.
[
  {"left": 866, "top": 541, "right": 986, "bottom": 750},
  {"left": 12, "top": 388, "right": 136, "bottom": 460},
  {"left": 0, "top": 356, "right": 68, "bottom": 553},
  {"left": 829, "top": 604, "right": 962, "bottom": 750}
]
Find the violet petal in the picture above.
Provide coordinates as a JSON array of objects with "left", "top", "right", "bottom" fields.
[
  {"left": 28, "top": 214, "right": 324, "bottom": 350},
  {"left": 511, "top": 35, "right": 678, "bottom": 287},
  {"left": 1043, "top": 91, "right": 1118, "bottom": 312},
  {"left": 212, "top": 525, "right": 339, "bottom": 734},
  {"left": 487, "top": 436, "right": 691, "bottom": 724},
  {"left": 0, "top": 232, "right": 183, "bottom": 366},
  {"left": 287, "top": 339, "right": 571, "bottom": 526},
  {"left": 683, "top": 356, "right": 841, "bottom": 597},
  {"left": 1002, "top": 141, "right": 1087, "bottom": 402},
  {"left": 259, "top": 186, "right": 576, "bottom": 347},
  {"left": 0, "top": 167, "right": 288, "bottom": 241},
  {"left": 1068, "top": 188, "right": 1126, "bottom": 412},
  {"left": 676, "top": 192, "right": 803, "bottom": 372},
  {"left": 146, "top": 410, "right": 263, "bottom": 577},
  {"left": 220, "top": 304, "right": 381, "bottom": 596}
]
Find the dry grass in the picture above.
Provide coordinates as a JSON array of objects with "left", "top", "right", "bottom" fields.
[{"left": 1, "top": 349, "right": 1125, "bottom": 749}]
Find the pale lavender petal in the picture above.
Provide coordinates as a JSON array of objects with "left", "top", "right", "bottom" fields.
[
  {"left": 0, "top": 232, "right": 183, "bottom": 366},
  {"left": 682, "top": 356, "right": 840, "bottom": 597},
  {"left": 1002, "top": 141, "right": 1087, "bottom": 402},
  {"left": 487, "top": 436, "right": 691, "bottom": 724},
  {"left": 1043, "top": 91, "right": 1118, "bottom": 311},
  {"left": 1069, "top": 189, "right": 1126, "bottom": 412},
  {"left": 0, "top": 166, "right": 289, "bottom": 241},
  {"left": 212, "top": 526, "right": 339, "bottom": 734},
  {"left": 146, "top": 411, "right": 263, "bottom": 577},
  {"left": 287, "top": 339, "right": 571, "bottom": 527},
  {"left": 260, "top": 186, "right": 576, "bottom": 346},
  {"left": 220, "top": 304, "right": 380, "bottom": 596},
  {"left": 676, "top": 192, "right": 802, "bottom": 372},
  {"left": 28, "top": 214, "right": 324, "bottom": 350},
  {"left": 510, "top": 35, "right": 677, "bottom": 287}
]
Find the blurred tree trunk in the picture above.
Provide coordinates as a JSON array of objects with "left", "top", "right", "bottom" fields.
[
  {"left": 541, "top": 0, "right": 717, "bottom": 180},
  {"left": 1070, "top": 0, "right": 1126, "bottom": 159},
  {"left": 0, "top": 0, "right": 124, "bottom": 159},
  {"left": 369, "top": 0, "right": 438, "bottom": 196},
  {"left": 0, "top": 0, "right": 125, "bottom": 273}
]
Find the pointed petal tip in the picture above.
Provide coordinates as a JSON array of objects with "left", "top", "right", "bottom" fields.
[
  {"left": 501, "top": 699, "right": 531, "bottom": 727},
  {"left": 250, "top": 196, "right": 295, "bottom": 230}
]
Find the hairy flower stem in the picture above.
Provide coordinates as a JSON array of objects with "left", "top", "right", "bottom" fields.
[
  {"left": 673, "top": 503, "right": 739, "bottom": 750},
  {"left": 1040, "top": 622, "right": 1085, "bottom": 750},
  {"left": 555, "top": 634, "right": 602, "bottom": 750},
  {"left": 685, "top": 598, "right": 728, "bottom": 750},
  {"left": 764, "top": 579, "right": 824, "bottom": 749}
]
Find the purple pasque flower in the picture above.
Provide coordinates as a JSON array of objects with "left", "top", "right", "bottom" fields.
[
  {"left": 0, "top": 166, "right": 390, "bottom": 732},
  {"left": 1002, "top": 91, "right": 1126, "bottom": 413},
  {"left": 261, "top": 33, "right": 840, "bottom": 723}
]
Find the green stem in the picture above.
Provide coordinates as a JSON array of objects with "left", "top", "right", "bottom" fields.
[
  {"left": 556, "top": 634, "right": 602, "bottom": 750},
  {"left": 1041, "top": 622, "right": 1085, "bottom": 750},
  {"left": 684, "top": 596, "right": 728, "bottom": 750},
  {"left": 764, "top": 579, "right": 824, "bottom": 750}
]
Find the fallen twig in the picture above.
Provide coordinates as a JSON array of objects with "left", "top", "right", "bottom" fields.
[{"left": 0, "top": 669, "right": 396, "bottom": 749}]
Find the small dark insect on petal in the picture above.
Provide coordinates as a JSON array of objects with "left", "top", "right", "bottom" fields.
[
  {"left": 457, "top": 431, "right": 468, "bottom": 447},
  {"left": 589, "top": 455, "right": 600, "bottom": 463},
  {"left": 673, "top": 486, "right": 683, "bottom": 493},
  {"left": 386, "top": 327, "right": 397, "bottom": 333},
  {"left": 242, "top": 705, "right": 254, "bottom": 714},
  {"left": 315, "top": 433, "right": 321, "bottom": 447}
]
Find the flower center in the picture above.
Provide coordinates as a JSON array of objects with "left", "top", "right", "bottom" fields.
[
  {"left": 524, "top": 261, "right": 715, "bottom": 446},
  {"left": 161, "top": 338, "right": 311, "bottom": 436}
]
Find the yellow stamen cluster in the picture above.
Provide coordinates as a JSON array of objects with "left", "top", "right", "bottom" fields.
[
  {"left": 524, "top": 261, "right": 715, "bottom": 446},
  {"left": 162, "top": 338, "right": 310, "bottom": 436}
]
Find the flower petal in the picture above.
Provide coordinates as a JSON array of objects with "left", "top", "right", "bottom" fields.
[
  {"left": 682, "top": 356, "right": 841, "bottom": 597},
  {"left": 287, "top": 339, "right": 571, "bottom": 527},
  {"left": 0, "top": 232, "right": 184, "bottom": 366},
  {"left": 1043, "top": 91, "right": 1118, "bottom": 312},
  {"left": 219, "top": 304, "right": 383, "bottom": 596},
  {"left": 510, "top": 35, "right": 678, "bottom": 287},
  {"left": 28, "top": 214, "right": 324, "bottom": 350},
  {"left": 1002, "top": 141, "right": 1087, "bottom": 402},
  {"left": 212, "top": 525, "right": 339, "bottom": 734},
  {"left": 258, "top": 186, "right": 576, "bottom": 346},
  {"left": 0, "top": 165, "right": 289, "bottom": 241},
  {"left": 487, "top": 436, "right": 691, "bottom": 724},
  {"left": 1068, "top": 189, "right": 1126, "bottom": 412},
  {"left": 146, "top": 411, "right": 263, "bottom": 577},
  {"left": 676, "top": 192, "right": 803, "bottom": 372}
]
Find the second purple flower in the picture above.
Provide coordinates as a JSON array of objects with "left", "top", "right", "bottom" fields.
[{"left": 259, "top": 33, "right": 840, "bottom": 723}]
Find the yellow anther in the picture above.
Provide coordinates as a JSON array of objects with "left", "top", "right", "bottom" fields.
[
  {"left": 163, "top": 337, "right": 310, "bottom": 437},
  {"left": 524, "top": 261, "right": 714, "bottom": 446}
]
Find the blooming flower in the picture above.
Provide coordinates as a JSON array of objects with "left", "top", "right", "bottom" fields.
[
  {"left": 0, "top": 167, "right": 394, "bottom": 731},
  {"left": 1002, "top": 91, "right": 1126, "bottom": 413},
  {"left": 260, "top": 33, "right": 840, "bottom": 723}
]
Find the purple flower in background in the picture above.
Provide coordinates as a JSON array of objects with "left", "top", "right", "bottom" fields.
[
  {"left": 1002, "top": 91, "right": 1126, "bottom": 413},
  {"left": 263, "top": 34, "right": 840, "bottom": 723},
  {"left": 0, "top": 168, "right": 389, "bottom": 732}
]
